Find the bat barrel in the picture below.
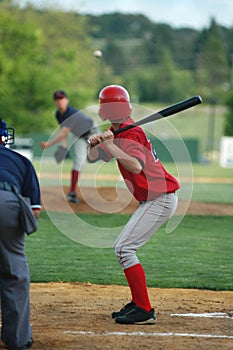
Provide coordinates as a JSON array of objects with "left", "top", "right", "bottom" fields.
[
  {"left": 113, "top": 95, "right": 202, "bottom": 135},
  {"left": 159, "top": 95, "right": 202, "bottom": 117},
  {"left": 86, "top": 95, "right": 203, "bottom": 140}
]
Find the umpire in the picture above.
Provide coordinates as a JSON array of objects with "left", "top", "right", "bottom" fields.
[{"left": 0, "top": 119, "right": 41, "bottom": 349}]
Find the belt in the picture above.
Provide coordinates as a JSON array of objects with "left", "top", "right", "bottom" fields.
[
  {"left": 139, "top": 191, "right": 177, "bottom": 205},
  {"left": 0, "top": 181, "right": 13, "bottom": 192}
]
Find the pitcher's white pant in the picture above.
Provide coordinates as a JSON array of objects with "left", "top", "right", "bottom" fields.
[
  {"left": 73, "top": 124, "right": 100, "bottom": 171},
  {"left": 72, "top": 136, "right": 88, "bottom": 171},
  {"left": 114, "top": 192, "right": 178, "bottom": 270}
]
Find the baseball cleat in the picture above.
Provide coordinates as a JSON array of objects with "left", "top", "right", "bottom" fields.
[
  {"left": 115, "top": 306, "right": 156, "bottom": 324},
  {"left": 112, "top": 301, "right": 136, "bottom": 319},
  {"left": 67, "top": 192, "right": 80, "bottom": 204}
]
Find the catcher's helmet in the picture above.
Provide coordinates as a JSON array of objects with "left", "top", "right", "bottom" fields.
[
  {"left": 0, "top": 119, "right": 15, "bottom": 145},
  {"left": 98, "top": 85, "right": 132, "bottom": 121}
]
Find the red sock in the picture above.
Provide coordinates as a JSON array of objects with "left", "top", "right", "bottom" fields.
[
  {"left": 124, "top": 263, "right": 152, "bottom": 312},
  {"left": 70, "top": 170, "right": 79, "bottom": 193}
]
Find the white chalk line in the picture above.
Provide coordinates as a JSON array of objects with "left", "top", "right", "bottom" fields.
[
  {"left": 64, "top": 330, "right": 233, "bottom": 339},
  {"left": 171, "top": 312, "right": 233, "bottom": 319},
  {"left": 64, "top": 312, "right": 233, "bottom": 339}
]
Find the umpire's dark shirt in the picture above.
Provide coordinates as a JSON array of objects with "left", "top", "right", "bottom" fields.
[{"left": 0, "top": 144, "right": 41, "bottom": 208}]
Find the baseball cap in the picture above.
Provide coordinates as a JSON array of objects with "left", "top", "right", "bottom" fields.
[{"left": 53, "top": 90, "right": 68, "bottom": 100}]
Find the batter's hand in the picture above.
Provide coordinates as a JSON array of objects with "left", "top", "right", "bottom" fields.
[
  {"left": 88, "top": 130, "right": 114, "bottom": 147},
  {"left": 88, "top": 133, "right": 103, "bottom": 147},
  {"left": 101, "top": 130, "right": 114, "bottom": 142}
]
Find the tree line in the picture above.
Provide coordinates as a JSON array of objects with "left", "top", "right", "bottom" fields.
[
  {"left": 0, "top": 1, "right": 232, "bottom": 135},
  {"left": 87, "top": 13, "right": 232, "bottom": 103}
]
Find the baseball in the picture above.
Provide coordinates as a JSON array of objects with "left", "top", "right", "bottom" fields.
[{"left": 94, "top": 50, "right": 102, "bottom": 58}]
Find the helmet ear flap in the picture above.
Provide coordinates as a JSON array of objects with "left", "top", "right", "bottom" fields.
[
  {"left": 0, "top": 119, "right": 8, "bottom": 137},
  {"left": 2, "top": 121, "right": 8, "bottom": 137},
  {"left": 0, "top": 119, "right": 15, "bottom": 145}
]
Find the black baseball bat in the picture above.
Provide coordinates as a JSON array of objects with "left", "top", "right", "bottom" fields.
[{"left": 113, "top": 95, "right": 202, "bottom": 135}]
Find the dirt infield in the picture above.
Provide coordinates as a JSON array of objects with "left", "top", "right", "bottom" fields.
[
  {"left": 1, "top": 186, "right": 231, "bottom": 350},
  {"left": 19, "top": 283, "right": 233, "bottom": 349},
  {"left": 41, "top": 185, "right": 233, "bottom": 216}
]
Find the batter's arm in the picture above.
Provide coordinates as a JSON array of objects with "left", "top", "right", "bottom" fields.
[
  {"left": 87, "top": 146, "right": 100, "bottom": 163},
  {"left": 105, "top": 143, "right": 142, "bottom": 174},
  {"left": 87, "top": 133, "right": 103, "bottom": 163},
  {"left": 89, "top": 130, "right": 142, "bottom": 174}
]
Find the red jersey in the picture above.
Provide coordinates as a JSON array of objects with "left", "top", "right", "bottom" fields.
[{"left": 99, "top": 118, "right": 180, "bottom": 201}]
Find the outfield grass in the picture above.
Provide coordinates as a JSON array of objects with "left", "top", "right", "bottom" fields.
[
  {"left": 26, "top": 212, "right": 232, "bottom": 291},
  {"left": 37, "top": 159, "right": 233, "bottom": 204},
  {"left": 36, "top": 154, "right": 233, "bottom": 179}
]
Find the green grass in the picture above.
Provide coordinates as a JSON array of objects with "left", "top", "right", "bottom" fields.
[
  {"left": 36, "top": 157, "right": 233, "bottom": 180},
  {"left": 165, "top": 162, "right": 233, "bottom": 179},
  {"left": 37, "top": 159, "right": 233, "bottom": 204},
  {"left": 26, "top": 212, "right": 233, "bottom": 291},
  {"left": 191, "top": 183, "right": 233, "bottom": 203}
]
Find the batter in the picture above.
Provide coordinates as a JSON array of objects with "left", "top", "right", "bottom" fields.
[{"left": 88, "top": 85, "right": 180, "bottom": 324}]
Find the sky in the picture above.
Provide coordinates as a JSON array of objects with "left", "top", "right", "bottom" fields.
[{"left": 17, "top": 0, "right": 233, "bottom": 29}]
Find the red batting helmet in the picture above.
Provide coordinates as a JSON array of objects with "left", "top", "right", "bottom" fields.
[{"left": 98, "top": 85, "right": 132, "bottom": 121}]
